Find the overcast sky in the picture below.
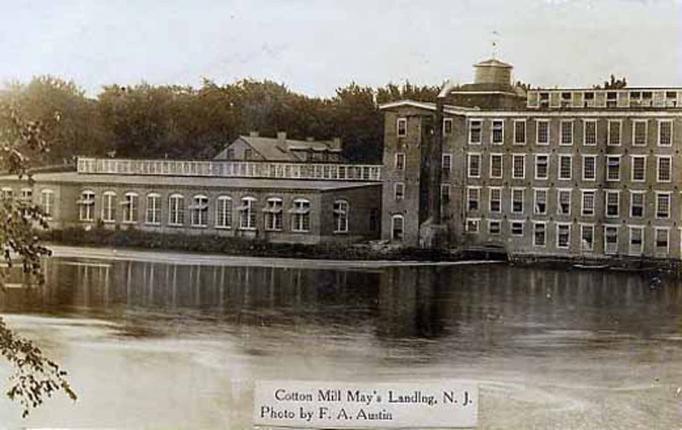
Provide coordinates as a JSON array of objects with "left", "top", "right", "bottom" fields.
[{"left": 1, "top": 0, "right": 680, "bottom": 96}]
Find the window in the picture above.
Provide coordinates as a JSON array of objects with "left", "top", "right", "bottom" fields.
[
  {"left": 604, "top": 226, "right": 619, "bottom": 255},
  {"left": 397, "top": 118, "right": 407, "bottom": 137},
  {"left": 656, "top": 192, "right": 671, "bottom": 218},
  {"left": 631, "top": 156, "right": 646, "bottom": 182},
  {"left": 466, "top": 218, "right": 480, "bottom": 233},
  {"left": 606, "top": 156, "right": 621, "bottom": 181},
  {"left": 215, "top": 196, "right": 233, "bottom": 228},
  {"left": 102, "top": 191, "right": 116, "bottom": 223},
  {"left": 633, "top": 120, "right": 647, "bottom": 146},
  {"left": 78, "top": 190, "right": 95, "bottom": 222},
  {"left": 557, "top": 224, "right": 571, "bottom": 249},
  {"left": 514, "top": 120, "right": 526, "bottom": 144},
  {"left": 655, "top": 228, "right": 670, "bottom": 255},
  {"left": 468, "top": 153, "right": 481, "bottom": 178},
  {"left": 394, "top": 182, "right": 405, "bottom": 200},
  {"left": 469, "top": 120, "right": 482, "bottom": 144},
  {"left": 511, "top": 221, "right": 524, "bottom": 236},
  {"left": 560, "top": 120, "right": 573, "bottom": 145},
  {"left": 122, "top": 192, "right": 139, "bottom": 223},
  {"left": 441, "top": 153, "right": 452, "bottom": 174},
  {"left": 533, "top": 222, "right": 546, "bottom": 247},
  {"left": 395, "top": 153, "right": 405, "bottom": 170},
  {"left": 489, "top": 187, "right": 502, "bottom": 213},
  {"left": 511, "top": 188, "right": 524, "bottom": 214},
  {"left": 581, "top": 190, "right": 595, "bottom": 216},
  {"left": 582, "top": 155, "right": 596, "bottom": 181},
  {"left": 333, "top": 200, "right": 349, "bottom": 233},
  {"left": 489, "top": 220, "right": 501, "bottom": 235},
  {"left": 491, "top": 120, "right": 504, "bottom": 144},
  {"left": 605, "top": 191, "right": 620, "bottom": 217},
  {"left": 41, "top": 189, "right": 54, "bottom": 218},
  {"left": 243, "top": 148, "right": 253, "bottom": 160},
  {"left": 558, "top": 155, "right": 572, "bottom": 180},
  {"left": 168, "top": 194, "right": 185, "bottom": 226},
  {"left": 512, "top": 154, "right": 525, "bottom": 179},
  {"left": 391, "top": 215, "right": 404, "bottom": 241},
  {"left": 658, "top": 120, "right": 673, "bottom": 146},
  {"left": 535, "top": 154, "right": 549, "bottom": 180},
  {"left": 467, "top": 187, "right": 480, "bottom": 211},
  {"left": 490, "top": 154, "right": 503, "bottom": 178},
  {"left": 629, "top": 226, "right": 644, "bottom": 255},
  {"left": 239, "top": 197, "right": 257, "bottom": 230},
  {"left": 1, "top": 188, "right": 13, "bottom": 200},
  {"left": 534, "top": 189, "right": 547, "bottom": 215},
  {"left": 145, "top": 193, "right": 161, "bottom": 225},
  {"left": 557, "top": 189, "right": 571, "bottom": 215},
  {"left": 608, "top": 120, "right": 621, "bottom": 145},
  {"left": 443, "top": 118, "right": 453, "bottom": 135},
  {"left": 20, "top": 188, "right": 32, "bottom": 202},
  {"left": 583, "top": 120, "right": 597, "bottom": 145},
  {"left": 264, "top": 198, "right": 283, "bottom": 231},
  {"left": 291, "top": 199, "right": 310, "bottom": 232},
  {"left": 657, "top": 156, "right": 672, "bottom": 182},
  {"left": 536, "top": 120, "right": 549, "bottom": 145},
  {"left": 581, "top": 224, "right": 594, "bottom": 251},
  {"left": 630, "top": 192, "right": 645, "bottom": 218}
]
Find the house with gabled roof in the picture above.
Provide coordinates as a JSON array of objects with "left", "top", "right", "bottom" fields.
[{"left": 214, "top": 131, "right": 345, "bottom": 163}]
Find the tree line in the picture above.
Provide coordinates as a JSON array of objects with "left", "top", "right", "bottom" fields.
[{"left": 0, "top": 76, "right": 441, "bottom": 164}]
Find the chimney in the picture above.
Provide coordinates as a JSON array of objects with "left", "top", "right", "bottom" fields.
[
  {"left": 330, "top": 137, "right": 342, "bottom": 151},
  {"left": 277, "top": 131, "right": 287, "bottom": 143},
  {"left": 249, "top": 131, "right": 259, "bottom": 137}
]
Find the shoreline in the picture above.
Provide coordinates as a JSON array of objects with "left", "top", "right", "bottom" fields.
[{"left": 45, "top": 244, "right": 506, "bottom": 269}]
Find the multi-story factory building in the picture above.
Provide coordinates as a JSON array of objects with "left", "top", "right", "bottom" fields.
[{"left": 381, "top": 58, "right": 682, "bottom": 259}]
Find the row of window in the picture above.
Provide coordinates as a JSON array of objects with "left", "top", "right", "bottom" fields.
[
  {"left": 465, "top": 219, "right": 674, "bottom": 256},
  {"left": 1, "top": 188, "right": 55, "bottom": 217},
  {"left": 460, "top": 187, "right": 675, "bottom": 219},
  {"left": 76, "top": 191, "right": 350, "bottom": 233},
  {"left": 463, "top": 153, "right": 673, "bottom": 183},
  {"left": 395, "top": 117, "right": 675, "bottom": 147}
]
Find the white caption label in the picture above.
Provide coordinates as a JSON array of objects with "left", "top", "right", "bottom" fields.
[{"left": 253, "top": 380, "right": 477, "bottom": 429}]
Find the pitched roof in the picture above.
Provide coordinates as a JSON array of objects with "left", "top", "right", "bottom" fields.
[
  {"left": 232, "top": 136, "right": 342, "bottom": 162},
  {"left": 474, "top": 58, "right": 513, "bottom": 68}
]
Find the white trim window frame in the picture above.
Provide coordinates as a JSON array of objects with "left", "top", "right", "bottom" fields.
[
  {"left": 510, "top": 220, "right": 524, "bottom": 237},
  {"left": 441, "top": 153, "right": 452, "bottom": 172},
  {"left": 291, "top": 198, "right": 311, "bottom": 232},
  {"left": 215, "top": 196, "right": 233, "bottom": 229},
  {"left": 394, "top": 182, "right": 405, "bottom": 201},
  {"left": 631, "top": 155, "right": 647, "bottom": 183},
  {"left": 655, "top": 227, "right": 670, "bottom": 255},
  {"left": 145, "top": 193, "right": 161, "bottom": 225},
  {"left": 581, "top": 189, "right": 596, "bottom": 217},
  {"left": 605, "top": 190, "right": 620, "bottom": 218},
  {"left": 536, "top": 119, "right": 550, "bottom": 146},
  {"left": 629, "top": 191, "right": 646, "bottom": 218},
  {"left": 488, "top": 219, "right": 502, "bottom": 236},
  {"left": 489, "top": 153, "right": 503, "bottom": 179},
  {"left": 122, "top": 192, "right": 139, "bottom": 224},
  {"left": 333, "top": 200, "right": 349, "bottom": 233},
  {"left": 604, "top": 225, "right": 619, "bottom": 255},
  {"left": 606, "top": 155, "right": 621, "bottom": 182},
  {"left": 41, "top": 189, "right": 55, "bottom": 219},
  {"left": 101, "top": 191, "right": 116, "bottom": 223},
  {"left": 490, "top": 119, "right": 504, "bottom": 145},
  {"left": 264, "top": 197, "right": 284, "bottom": 231},
  {"left": 560, "top": 120, "right": 574, "bottom": 146},
  {"left": 488, "top": 186, "right": 502, "bottom": 213},
  {"left": 396, "top": 117, "right": 407, "bottom": 137},
  {"left": 534, "top": 153, "right": 550, "bottom": 180},
  {"left": 533, "top": 221, "right": 547, "bottom": 247},
  {"left": 78, "top": 190, "right": 96, "bottom": 222},
  {"left": 467, "top": 186, "right": 481, "bottom": 212},
  {"left": 657, "top": 119, "right": 673, "bottom": 147},
  {"left": 583, "top": 119, "right": 597, "bottom": 146},
  {"left": 511, "top": 188, "right": 525, "bottom": 214},
  {"left": 533, "top": 188, "right": 548, "bottom": 215},
  {"left": 557, "top": 188, "right": 572, "bottom": 216},
  {"left": 632, "top": 119, "right": 648, "bottom": 146},
  {"left": 465, "top": 218, "right": 480, "bottom": 233},
  {"left": 558, "top": 154, "right": 572, "bottom": 181},
  {"left": 656, "top": 155, "right": 672, "bottom": 183},
  {"left": 469, "top": 119, "right": 482, "bottom": 144},
  {"left": 607, "top": 119, "right": 622, "bottom": 146},
  {"left": 512, "top": 154, "right": 525, "bottom": 179},
  {"left": 190, "top": 194, "right": 209, "bottom": 227},
  {"left": 468, "top": 153, "right": 481, "bottom": 178},
  {"left": 168, "top": 193, "right": 185, "bottom": 226},
  {"left": 391, "top": 214, "right": 404, "bottom": 241},
  {"left": 582, "top": 154, "right": 597, "bottom": 181},
  {"left": 443, "top": 118, "right": 453, "bottom": 136},
  {"left": 580, "top": 223, "right": 595, "bottom": 252},
  {"left": 628, "top": 225, "right": 645, "bottom": 256},
  {"left": 655, "top": 191, "right": 671, "bottom": 219},
  {"left": 556, "top": 223, "right": 571, "bottom": 249},
  {"left": 239, "top": 196, "right": 258, "bottom": 230},
  {"left": 395, "top": 152, "right": 405, "bottom": 170},
  {"left": 513, "top": 119, "right": 526, "bottom": 145}
]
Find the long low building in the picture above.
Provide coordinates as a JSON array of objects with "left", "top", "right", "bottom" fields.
[{"left": 0, "top": 158, "right": 382, "bottom": 245}]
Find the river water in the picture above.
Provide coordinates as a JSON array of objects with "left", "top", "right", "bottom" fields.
[{"left": 0, "top": 253, "right": 680, "bottom": 429}]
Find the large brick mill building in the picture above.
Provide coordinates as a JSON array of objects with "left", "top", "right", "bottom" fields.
[{"left": 381, "top": 58, "right": 682, "bottom": 259}]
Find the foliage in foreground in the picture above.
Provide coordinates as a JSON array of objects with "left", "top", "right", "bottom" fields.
[{"left": 0, "top": 104, "right": 77, "bottom": 417}]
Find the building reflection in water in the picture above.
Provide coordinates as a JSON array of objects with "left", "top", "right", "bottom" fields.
[{"left": 0, "top": 258, "right": 681, "bottom": 345}]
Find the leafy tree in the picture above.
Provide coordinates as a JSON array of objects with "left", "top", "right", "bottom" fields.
[{"left": 0, "top": 105, "right": 77, "bottom": 417}]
